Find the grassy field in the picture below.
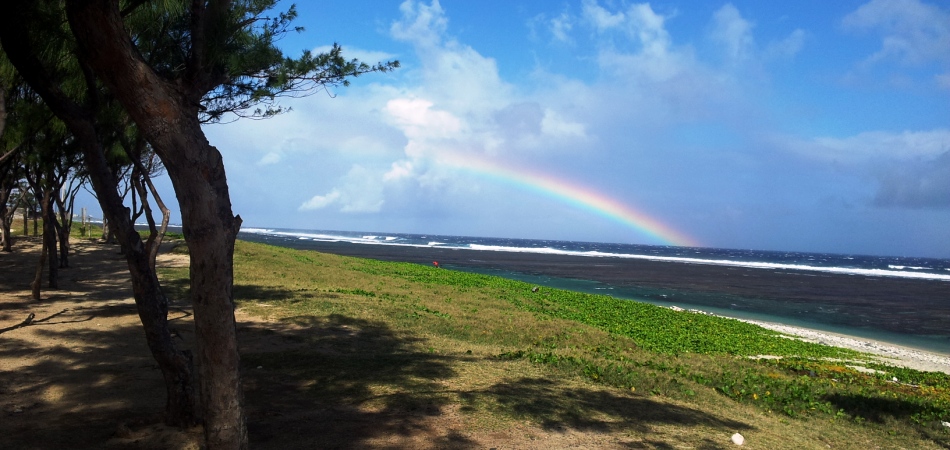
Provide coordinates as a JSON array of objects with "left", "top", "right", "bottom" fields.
[{"left": 158, "top": 239, "right": 950, "bottom": 448}]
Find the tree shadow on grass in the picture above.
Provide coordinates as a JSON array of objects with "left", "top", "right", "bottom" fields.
[
  {"left": 825, "top": 393, "right": 950, "bottom": 447},
  {"left": 239, "top": 312, "right": 477, "bottom": 449},
  {"left": 463, "top": 377, "right": 751, "bottom": 436}
]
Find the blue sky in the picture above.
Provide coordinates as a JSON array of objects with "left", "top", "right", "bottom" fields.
[{"left": 103, "top": 0, "right": 950, "bottom": 257}]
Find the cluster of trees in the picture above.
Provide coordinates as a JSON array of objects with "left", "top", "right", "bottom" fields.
[
  {"left": 1, "top": 48, "right": 142, "bottom": 297},
  {"left": 0, "top": 1, "right": 396, "bottom": 448}
]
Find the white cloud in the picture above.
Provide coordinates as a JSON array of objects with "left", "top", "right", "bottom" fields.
[
  {"left": 299, "top": 189, "right": 341, "bottom": 210},
  {"left": 541, "top": 109, "right": 586, "bottom": 139},
  {"left": 796, "top": 129, "right": 950, "bottom": 164},
  {"left": 391, "top": 0, "right": 448, "bottom": 48},
  {"left": 842, "top": 0, "right": 950, "bottom": 66},
  {"left": 383, "top": 160, "right": 413, "bottom": 181},
  {"left": 583, "top": 1, "right": 675, "bottom": 58},
  {"left": 710, "top": 5, "right": 806, "bottom": 65},
  {"left": 710, "top": 3, "right": 755, "bottom": 64},
  {"left": 582, "top": 0, "right": 627, "bottom": 31},
  {"left": 299, "top": 165, "right": 385, "bottom": 213},
  {"left": 384, "top": 98, "right": 462, "bottom": 140},
  {"left": 257, "top": 152, "right": 281, "bottom": 165},
  {"left": 785, "top": 129, "right": 950, "bottom": 208},
  {"left": 765, "top": 29, "right": 807, "bottom": 60},
  {"left": 549, "top": 12, "right": 574, "bottom": 44}
]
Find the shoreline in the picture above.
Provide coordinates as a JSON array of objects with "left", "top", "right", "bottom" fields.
[
  {"left": 237, "top": 235, "right": 950, "bottom": 373},
  {"left": 721, "top": 313, "right": 950, "bottom": 374}
]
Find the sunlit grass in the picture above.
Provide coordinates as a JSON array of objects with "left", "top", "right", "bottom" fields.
[{"left": 160, "top": 239, "right": 950, "bottom": 448}]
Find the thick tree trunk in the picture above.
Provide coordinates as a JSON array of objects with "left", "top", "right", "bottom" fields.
[
  {"left": 0, "top": 5, "right": 199, "bottom": 428},
  {"left": 66, "top": 2, "right": 248, "bottom": 447}
]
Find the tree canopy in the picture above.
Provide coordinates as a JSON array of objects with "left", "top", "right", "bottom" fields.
[{"left": 1, "top": 1, "right": 397, "bottom": 447}]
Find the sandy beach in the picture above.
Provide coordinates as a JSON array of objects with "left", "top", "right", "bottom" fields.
[{"left": 733, "top": 317, "right": 950, "bottom": 374}]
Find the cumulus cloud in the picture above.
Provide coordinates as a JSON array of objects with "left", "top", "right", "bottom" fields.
[
  {"left": 796, "top": 129, "right": 950, "bottom": 163},
  {"left": 375, "top": 1, "right": 593, "bottom": 181},
  {"left": 787, "top": 129, "right": 950, "bottom": 208},
  {"left": 299, "top": 189, "right": 341, "bottom": 210},
  {"left": 874, "top": 150, "right": 950, "bottom": 208},
  {"left": 390, "top": 0, "right": 448, "bottom": 48},
  {"left": 541, "top": 109, "right": 586, "bottom": 139},
  {"left": 549, "top": 12, "right": 575, "bottom": 44},
  {"left": 298, "top": 165, "right": 385, "bottom": 213},
  {"left": 257, "top": 152, "right": 281, "bottom": 165},
  {"left": 581, "top": 0, "right": 674, "bottom": 47},
  {"left": 709, "top": 4, "right": 806, "bottom": 66},
  {"left": 764, "top": 29, "right": 807, "bottom": 60},
  {"left": 710, "top": 3, "right": 755, "bottom": 64},
  {"left": 384, "top": 98, "right": 462, "bottom": 140},
  {"left": 842, "top": 0, "right": 950, "bottom": 66},
  {"left": 582, "top": 0, "right": 628, "bottom": 31}
]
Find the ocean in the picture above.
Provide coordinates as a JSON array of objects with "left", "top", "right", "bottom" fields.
[{"left": 238, "top": 227, "right": 950, "bottom": 355}]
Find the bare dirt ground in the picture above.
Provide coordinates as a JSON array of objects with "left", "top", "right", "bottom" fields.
[{"left": 3, "top": 239, "right": 716, "bottom": 449}]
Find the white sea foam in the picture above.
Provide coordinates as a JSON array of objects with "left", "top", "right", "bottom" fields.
[
  {"left": 466, "top": 244, "right": 950, "bottom": 281},
  {"left": 241, "top": 227, "right": 275, "bottom": 234},
  {"left": 240, "top": 229, "right": 950, "bottom": 282}
]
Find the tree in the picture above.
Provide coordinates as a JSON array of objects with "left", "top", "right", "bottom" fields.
[
  {"left": 4, "top": 1, "right": 396, "bottom": 447},
  {"left": 1, "top": 53, "right": 22, "bottom": 252},
  {"left": 0, "top": 1, "right": 201, "bottom": 429}
]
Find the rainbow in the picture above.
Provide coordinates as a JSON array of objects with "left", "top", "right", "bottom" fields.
[{"left": 438, "top": 153, "right": 699, "bottom": 247}]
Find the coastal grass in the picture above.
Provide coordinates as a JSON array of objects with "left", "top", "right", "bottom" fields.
[{"left": 161, "top": 240, "right": 950, "bottom": 448}]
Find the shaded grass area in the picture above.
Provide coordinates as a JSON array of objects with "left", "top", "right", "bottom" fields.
[{"left": 161, "top": 240, "right": 950, "bottom": 448}]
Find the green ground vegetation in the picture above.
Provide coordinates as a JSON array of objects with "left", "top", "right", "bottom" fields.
[{"left": 160, "top": 240, "right": 950, "bottom": 448}]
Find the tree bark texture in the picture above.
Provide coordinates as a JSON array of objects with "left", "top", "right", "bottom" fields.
[
  {"left": 40, "top": 188, "right": 58, "bottom": 289},
  {"left": 0, "top": 166, "right": 17, "bottom": 252},
  {"left": 65, "top": 1, "right": 247, "bottom": 447},
  {"left": 0, "top": 4, "right": 199, "bottom": 427},
  {"left": 30, "top": 234, "right": 46, "bottom": 300}
]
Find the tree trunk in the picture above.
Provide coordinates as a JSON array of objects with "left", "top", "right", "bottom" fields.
[
  {"left": 0, "top": 5, "right": 199, "bottom": 428},
  {"left": 30, "top": 229, "right": 46, "bottom": 300},
  {"left": 55, "top": 194, "right": 74, "bottom": 267},
  {"left": 0, "top": 216, "right": 11, "bottom": 252},
  {"left": 131, "top": 166, "right": 171, "bottom": 271},
  {"left": 65, "top": 2, "right": 247, "bottom": 447},
  {"left": 0, "top": 185, "right": 13, "bottom": 252},
  {"left": 40, "top": 189, "right": 58, "bottom": 289}
]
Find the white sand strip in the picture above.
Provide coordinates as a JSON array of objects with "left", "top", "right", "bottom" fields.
[{"left": 738, "top": 318, "right": 950, "bottom": 374}]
